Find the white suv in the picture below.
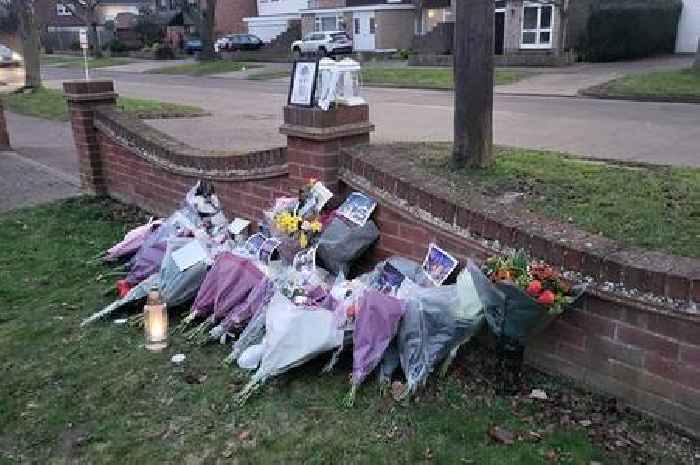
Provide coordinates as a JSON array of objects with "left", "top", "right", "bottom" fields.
[{"left": 291, "top": 31, "right": 353, "bottom": 57}]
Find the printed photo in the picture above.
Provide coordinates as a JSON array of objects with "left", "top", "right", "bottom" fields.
[
  {"left": 376, "top": 262, "right": 406, "bottom": 295},
  {"left": 289, "top": 61, "right": 318, "bottom": 107},
  {"left": 293, "top": 245, "right": 318, "bottom": 275},
  {"left": 422, "top": 243, "right": 459, "bottom": 286},
  {"left": 337, "top": 192, "right": 377, "bottom": 227},
  {"left": 299, "top": 181, "right": 333, "bottom": 217}
]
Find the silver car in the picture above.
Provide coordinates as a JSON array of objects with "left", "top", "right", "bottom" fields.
[{"left": 291, "top": 31, "right": 353, "bottom": 57}]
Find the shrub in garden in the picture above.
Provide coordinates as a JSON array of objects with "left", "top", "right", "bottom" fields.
[{"left": 577, "top": 0, "right": 682, "bottom": 62}]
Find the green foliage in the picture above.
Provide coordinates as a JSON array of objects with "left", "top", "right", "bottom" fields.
[
  {"left": 2, "top": 87, "right": 205, "bottom": 121},
  {"left": 578, "top": 0, "right": 683, "bottom": 61},
  {"left": 403, "top": 142, "right": 700, "bottom": 258},
  {"left": 603, "top": 68, "right": 700, "bottom": 98},
  {"left": 107, "top": 39, "right": 129, "bottom": 53},
  {"left": 153, "top": 43, "right": 176, "bottom": 60},
  {"left": 134, "top": 15, "right": 163, "bottom": 47},
  {"left": 146, "top": 61, "right": 258, "bottom": 76}
]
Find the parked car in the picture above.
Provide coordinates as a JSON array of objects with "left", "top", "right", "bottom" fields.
[
  {"left": 0, "top": 44, "right": 22, "bottom": 66},
  {"left": 215, "top": 34, "right": 264, "bottom": 53},
  {"left": 291, "top": 31, "right": 353, "bottom": 57},
  {"left": 183, "top": 38, "right": 202, "bottom": 54}
]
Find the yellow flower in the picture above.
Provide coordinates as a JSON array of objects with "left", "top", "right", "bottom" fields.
[
  {"left": 310, "top": 221, "right": 323, "bottom": 233},
  {"left": 299, "top": 232, "right": 308, "bottom": 248}
]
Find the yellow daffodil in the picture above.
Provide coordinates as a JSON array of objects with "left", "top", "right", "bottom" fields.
[
  {"left": 310, "top": 220, "right": 323, "bottom": 233},
  {"left": 299, "top": 232, "right": 308, "bottom": 248}
]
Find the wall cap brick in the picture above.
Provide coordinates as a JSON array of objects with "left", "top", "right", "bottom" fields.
[{"left": 94, "top": 107, "right": 288, "bottom": 182}]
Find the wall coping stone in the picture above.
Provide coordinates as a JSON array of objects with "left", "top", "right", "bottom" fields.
[
  {"left": 94, "top": 106, "right": 288, "bottom": 182},
  {"left": 280, "top": 121, "right": 376, "bottom": 141},
  {"left": 340, "top": 144, "right": 700, "bottom": 313}
]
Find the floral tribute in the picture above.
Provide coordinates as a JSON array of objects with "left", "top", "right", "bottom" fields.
[
  {"left": 483, "top": 251, "right": 577, "bottom": 315},
  {"left": 269, "top": 179, "right": 330, "bottom": 250}
]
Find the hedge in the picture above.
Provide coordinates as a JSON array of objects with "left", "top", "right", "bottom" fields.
[{"left": 578, "top": 0, "right": 682, "bottom": 62}]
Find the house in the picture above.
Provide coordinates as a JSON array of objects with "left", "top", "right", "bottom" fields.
[
  {"left": 676, "top": 0, "right": 700, "bottom": 53},
  {"left": 243, "top": 0, "right": 308, "bottom": 43},
  {"left": 216, "top": 0, "right": 258, "bottom": 35},
  {"left": 300, "top": 0, "right": 416, "bottom": 52}
]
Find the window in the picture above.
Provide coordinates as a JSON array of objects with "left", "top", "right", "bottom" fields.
[
  {"left": 521, "top": 3, "right": 553, "bottom": 49},
  {"left": 354, "top": 17, "right": 360, "bottom": 34},
  {"left": 315, "top": 14, "right": 342, "bottom": 32},
  {"left": 56, "top": 3, "right": 72, "bottom": 15},
  {"left": 369, "top": 17, "right": 375, "bottom": 34}
]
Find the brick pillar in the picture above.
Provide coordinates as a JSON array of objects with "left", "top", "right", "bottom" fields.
[
  {"left": 63, "top": 80, "right": 118, "bottom": 194},
  {"left": 0, "top": 99, "right": 9, "bottom": 149},
  {"left": 280, "top": 104, "right": 374, "bottom": 195}
]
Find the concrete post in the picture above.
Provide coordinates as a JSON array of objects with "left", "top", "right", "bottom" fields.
[
  {"left": 63, "top": 80, "right": 117, "bottom": 194},
  {"left": 0, "top": 99, "right": 10, "bottom": 149},
  {"left": 280, "top": 104, "right": 374, "bottom": 195}
]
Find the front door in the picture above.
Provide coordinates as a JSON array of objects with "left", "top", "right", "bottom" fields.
[
  {"left": 495, "top": 12, "right": 505, "bottom": 55},
  {"left": 353, "top": 11, "right": 376, "bottom": 51}
]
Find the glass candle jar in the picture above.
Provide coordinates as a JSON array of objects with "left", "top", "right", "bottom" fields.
[{"left": 144, "top": 286, "right": 168, "bottom": 352}]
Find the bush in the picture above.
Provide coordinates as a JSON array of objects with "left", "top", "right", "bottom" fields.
[
  {"left": 107, "top": 39, "right": 129, "bottom": 53},
  {"left": 578, "top": 0, "right": 682, "bottom": 62},
  {"left": 153, "top": 43, "right": 175, "bottom": 60},
  {"left": 70, "top": 41, "right": 81, "bottom": 51}
]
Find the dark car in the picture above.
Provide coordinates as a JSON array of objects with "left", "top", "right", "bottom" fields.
[
  {"left": 183, "top": 38, "right": 202, "bottom": 54},
  {"left": 216, "top": 34, "right": 264, "bottom": 52}
]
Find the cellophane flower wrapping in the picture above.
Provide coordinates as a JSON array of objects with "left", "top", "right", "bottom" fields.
[
  {"left": 351, "top": 289, "right": 406, "bottom": 388},
  {"left": 158, "top": 238, "right": 214, "bottom": 308},
  {"left": 316, "top": 216, "right": 379, "bottom": 276},
  {"left": 104, "top": 219, "right": 162, "bottom": 263},
  {"left": 247, "top": 291, "right": 344, "bottom": 384},
  {"left": 394, "top": 262, "right": 489, "bottom": 395}
]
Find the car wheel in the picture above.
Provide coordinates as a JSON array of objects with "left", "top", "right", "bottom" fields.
[{"left": 293, "top": 47, "right": 302, "bottom": 58}]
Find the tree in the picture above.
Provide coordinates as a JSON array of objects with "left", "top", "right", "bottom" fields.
[
  {"left": 183, "top": 0, "right": 217, "bottom": 61},
  {"left": 452, "top": 0, "right": 494, "bottom": 169},
  {"left": 7, "top": 0, "right": 42, "bottom": 88},
  {"left": 63, "top": 0, "right": 104, "bottom": 58},
  {"left": 694, "top": 38, "right": 700, "bottom": 73}
]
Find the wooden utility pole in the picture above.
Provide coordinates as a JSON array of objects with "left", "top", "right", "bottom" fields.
[
  {"left": 10, "top": 0, "right": 42, "bottom": 88},
  {"left": 694, "top": 38, "right": 700, "bottom": 73},
  {"left": 452, "top": 0, "right": 495, "bottom": 169}
]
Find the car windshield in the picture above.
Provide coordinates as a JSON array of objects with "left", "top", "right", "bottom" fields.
[{"left": 331, "top": 33, "right": 349, "bottom": 42}]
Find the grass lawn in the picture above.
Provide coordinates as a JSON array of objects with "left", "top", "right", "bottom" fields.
[
  {"left": 43, "top": 56, "right": 135, "bottom": 69},
  {"left": 246, "top": 69, "right": 292, "bottom": 81},
  {"left": 0, "top": 197, "right": 686, "bottom": 465},
  {"left": 598, "top": 69, "right": 700, "bottom": 99},
  {"left": 386, "top": 143, "right": 700, "bottom": 258},
  {"left": 361, "top": 68, "right": 526, "bottom": 89},
  {"left": 2, "top": 87, "right": 206, "bottom": 121},
  {"left": 147, "top": 60, "right": 259, "bottom": 76}
]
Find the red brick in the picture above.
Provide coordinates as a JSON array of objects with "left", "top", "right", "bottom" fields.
[
  {"left": 399, "top": 223, "right": 430, "bottom": 244},
  {"left": 561, "top": 308, "right": 616, "bottom": 339},
  {"left": 588, "top": 335, "right": 645, "bottom": 368},
  {"left": 548, "top": 319, "right": 587, "bottom": 349},
  {"left": 586, "top": 296, "right": 648, "bottom": 329},
  {"left": 379, "top": 235, "right": 415, "bottom": 257},
  {"left": 645, "top": 353, "right": 678, "bottom": 379},
  {"left": 680, "top": 345, "right": 700, "bottom": 369},
  {"left": 677, "top": 364, "right": 700, "bottom": 391},
  {"left": 646, "top": 313, "right": 699, "bottom": 346},
  {"left": 617, "top": 325, "right": 679, "bottom": 360}
]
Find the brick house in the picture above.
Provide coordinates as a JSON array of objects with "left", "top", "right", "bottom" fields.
[{"left": 216, "top": 0, "right": 258, "bottom": 35}]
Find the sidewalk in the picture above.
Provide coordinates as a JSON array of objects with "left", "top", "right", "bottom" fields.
[{"left": 1, "top": 112, "right": 80, "bottom": 212}]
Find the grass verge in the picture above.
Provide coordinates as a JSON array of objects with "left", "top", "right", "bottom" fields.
[
  {"left": 0, "top": 197, "right": 680, "bottom": 465},
  {"left": 2, "top": 87, "right": 207, "bottom": 121},
  {"left": 588, "top": 69, "right": 700, "bottom": 100},
  {"left": 47, "top": 56, "right": 135, "bottom": 69},
  {"left": 246, "top": 69, "right": 292, "bottom": 81},
  {"left": 386, "top": 143, "right": 700, "bottom": 258},
  {"left": 360, "top": 67, "right": 526, "bottom": 89},
  {"left": 147, "top": 60, "right": 259, "bottom": 76}
]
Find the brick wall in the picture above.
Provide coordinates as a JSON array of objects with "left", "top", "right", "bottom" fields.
[
  {"left": 215, "top": 0, "right": 258, "bottom": 35},
  {"left": 66, "top": 79, "right": 699, "bottom": 437}
]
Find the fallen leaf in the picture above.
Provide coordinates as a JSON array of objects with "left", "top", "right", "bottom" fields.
[
  {"left": 544, "top": 450, "right": 558, "bottom": 462},
  {"left": 488, "top": 426, "right": 514, "bottom": 445}
]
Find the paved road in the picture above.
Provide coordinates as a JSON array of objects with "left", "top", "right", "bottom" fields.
[{"left": 36, "top": 65, "right": 700, "bottom": 168}]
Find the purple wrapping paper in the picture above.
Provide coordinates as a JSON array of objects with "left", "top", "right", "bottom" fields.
[
  {"left": 191, "top": 253, "right": 269, "bottom": 328},
  {"left": 219, "top": 275, "right": 274, "bottom": 332},
  {"left": 105, "top": 222, "right": 161, "bottom": 262},
  {"left": 352, "top": 290, "right": 406, "bottom": 387},
  {"left": 126, "top": 240, "right": 167, "bottom": 285}
]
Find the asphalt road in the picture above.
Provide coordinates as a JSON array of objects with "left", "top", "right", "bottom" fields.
[{"left": 42, "top": 67, "right": 700, "bottom": 168}]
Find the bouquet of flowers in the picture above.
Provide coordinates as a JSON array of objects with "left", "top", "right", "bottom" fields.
[
  {"left": 266, "top": 180, "right": 332, "bottom": 260},
  {"left": 482, "top": 250, "right": 585, "bottom": 349}
]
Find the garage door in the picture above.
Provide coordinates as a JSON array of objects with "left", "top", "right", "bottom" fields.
[{"left": 676, "top": 0, "right": 700, "bottom": 52}]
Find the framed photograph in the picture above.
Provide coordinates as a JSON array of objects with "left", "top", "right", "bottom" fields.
[
  {"left": 422, "top": 243, "right": 459, "bottom": 286},
  {"left": 337, "top": 192, "right": 378, "bottom": 227},
  {"left": 288, "top": 60, "right": 319, "bottom": 107}
]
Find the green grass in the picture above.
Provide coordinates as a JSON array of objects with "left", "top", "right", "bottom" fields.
[
  {"left": 601, "top": 69, "right": 700, "bottom": 99},
  {"left": 360, "top": 68, "right": 526, "bottom": 89},
  {"left": 0, "top": 197, "right": 617, "bottom": 465},
  {"left": 394, "top": 143, "right": 700, "bottom": 258},
  {"left": 147, "top": 60, "right": 260, "bottom": 76},
  {"left": 2, "top": 87, "right": 206, "bottom": 121},
  {"left": 41, "top": 55, "right": 83, "bottom": 66},
  {"left": 46, "top": 56, "right": 135, "bottom": 69},
  {"left": 246, "top": 69, "right": 292, "bottom": 81}
]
